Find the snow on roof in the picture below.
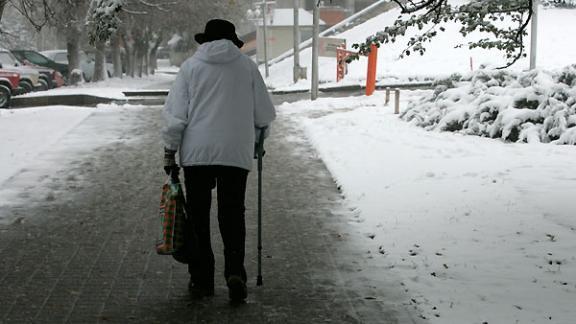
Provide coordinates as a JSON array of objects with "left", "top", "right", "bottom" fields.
[{"left": 259, "top": 8, "right": 326, "bottom": 27}]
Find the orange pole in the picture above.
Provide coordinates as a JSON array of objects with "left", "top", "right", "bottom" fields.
[
  {"left": 366, "top": 44, "right": 378, "bottom": 96},
  {"left": 337, "top": 48, "right": 344, "bottom": 82}
]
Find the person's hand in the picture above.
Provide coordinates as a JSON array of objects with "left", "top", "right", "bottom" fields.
[
  {"left": 254, "top": 142, "right": 266, "bottom": 159},
  {"left": 254, "top": 126, "right": 268, "bottom": 159},
  {"left": 164, "top": 148, "right": 180, "bottom": 178}
]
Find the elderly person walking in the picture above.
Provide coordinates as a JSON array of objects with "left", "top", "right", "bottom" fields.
[{"left": 162, "top": 19, "right": 276, "bottom": 302}]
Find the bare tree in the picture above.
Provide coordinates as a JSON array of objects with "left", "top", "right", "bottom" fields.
[
  {"left": 110, "top": 31, "right": 122, "bottom": 78},
  {"left": 6, "top": 0, "right": 53, "bottom": 30},
  {"left": 48, "top": 0, "right": 91, "bottom": 83},
  {"left": 85, "top": 0, "right": 249, "bottom": 80},
  {"left": 0, "top": 4, "right": 38, "bottom": 48},
  {"left": 119, "top": 0, "right": 248, "bottom": 75},
  {"left": 2, "top": 0, "right": 90, "bottom": 83}
]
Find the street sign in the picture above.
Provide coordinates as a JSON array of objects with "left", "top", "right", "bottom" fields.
[{"left": 319, "top": 37, "right": 346, "bottom": 57}]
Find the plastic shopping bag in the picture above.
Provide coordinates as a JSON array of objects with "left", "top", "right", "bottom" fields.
[{"left": 156, "top": 176, "right": 186, "bottom": 256}]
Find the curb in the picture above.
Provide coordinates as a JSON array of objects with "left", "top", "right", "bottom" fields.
[
  {"left": 10, "top": 94, "right": 125, "bottom": 108},
  {"left": 6, "top": 82, "right": 434, "bottom": 108},
  {"left": 7, "top": 94, "right": 166, "bottom": 109},
  {"left": 271, "top": 81, "right": 434, "bottom": 95}
]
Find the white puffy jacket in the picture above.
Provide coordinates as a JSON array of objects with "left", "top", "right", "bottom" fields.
[{"left": 162, "top": 39, "right": 276, "bottom": 171}]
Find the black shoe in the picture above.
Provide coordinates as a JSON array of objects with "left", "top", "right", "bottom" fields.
[
  {"left": 188, "top": 281, "right": 214, "bottom": 299},
  {"left": 227, "top": 275, "right": 247, "bottom": 302}
]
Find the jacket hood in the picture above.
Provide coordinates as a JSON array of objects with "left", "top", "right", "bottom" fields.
[{"left": 194, "top": 39, "right": 242, "bottom": 64}]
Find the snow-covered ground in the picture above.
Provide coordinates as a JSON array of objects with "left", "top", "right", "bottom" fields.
[
  {"left": 267, "top": 6, "right": 576, "bottom": 92},
  {"left": 0, "top": 74, "right": 175, "bottom": 220},
  {"left": 269, "top": 10, "right": 576, "bottom": 321},
  {"left": 3, "top": 82, "right": 573, "bottom": 322},
  {"left": 17, "top": 73, "right": 175, "bottom": 99},
  {"left": 278, "top": 92, "right": 576, "bottom": 323},
  {"left": 2, "top": 4, "right": 575, "bottom": 321},
  {"left": 0, "top": 106, "right": 93, "bottom": 187},
  {"left": 0, "top": 104, "right": 157, "bottom": 217}
]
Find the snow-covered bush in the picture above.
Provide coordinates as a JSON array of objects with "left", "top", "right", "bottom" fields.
[
  {"left": 401, "top": 66, "right": 576, "bottom": 145},
  {"left": 543, "top": 0, "right": 576, "bottom": 8},
  {"left": 69, "top": 69, "right": 85, "bottom": 86},
  {"left": 87, "top": 0, "right": 124, "bottom": 45}
]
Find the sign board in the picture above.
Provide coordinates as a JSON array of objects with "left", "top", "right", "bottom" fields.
[{"left": 319, "top": 37, "right": 346, "bottom": 57}]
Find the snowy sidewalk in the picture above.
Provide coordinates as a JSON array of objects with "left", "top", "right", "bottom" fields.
[
  {"left": 0, "top": 101, "right": 422, "bottom": 323},
  {"left": 278, "top": 91, "right": 576, "bottom": 323}
]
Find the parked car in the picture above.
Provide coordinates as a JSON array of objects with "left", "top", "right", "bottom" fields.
[
  {"left": 0, "top": 69, "right": 20, "bottom": 108},
  {"left": 41, "top": 49, "right": 113, "bottom": 82},
  {"left": 11, "top": 49, "right": 68, "bottom": 81},
  {"left": 0, "top": 48, "right": 42, "bottom": 94},
  {"left": 8, "top": 56, "right": 54, "bottom": 91},
  {"left": 13, "top": 55, "right": 65, "bottom": 89}
]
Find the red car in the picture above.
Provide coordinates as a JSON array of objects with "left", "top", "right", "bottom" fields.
[
  {"left": 51, "top": 69, "right": 65, "bottom": 87},
  {"left": 0, "top": 69, "right": 21, "bottom": 108}
]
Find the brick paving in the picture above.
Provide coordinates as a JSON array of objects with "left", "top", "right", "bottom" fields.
[{"left": 0, "top": 96, "right": 424, "bottom": 324}]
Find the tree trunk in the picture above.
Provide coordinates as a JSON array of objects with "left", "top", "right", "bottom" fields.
[
  {"left": 148, "top": 35, "right": 162, "bottom": 75},
  {"left": 124, "top": 48, "right": 132, "bottom": 77},
  {"left": 144, "top": 49, "right": 150, "bottom": 76},
  {"left": 0, "top": 0, "right": 8, "bottom": 22},
  {"left": 111, "top": 33, "right": 123, "bottom": 78},
  {"left": 149, "top": 50, "right": 158, "bottom": 75},
  {"left": 136, "top": 50, "right": 143, "bottom": 78},
  {"left": 93, "top": 41, "right": 107, "bottom": 82},
  {"left": 121, "top": 29, "right": 135, "bottom": 77},
  {"left": 126, "top": 47, "right": 135, "bottom": 77},
  {"left": 135, "top": 37, "right": 146, "bottom": 78},
  {"left": 130, "top": 50, "right": 136, "bottom": 77},
  {"left": 66, "top": 30, "right": 81, "bottom": 84}
]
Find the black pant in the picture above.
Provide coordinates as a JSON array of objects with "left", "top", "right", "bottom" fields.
[{"left": 183, "top": 165, "right": 249, "bottom": 288}]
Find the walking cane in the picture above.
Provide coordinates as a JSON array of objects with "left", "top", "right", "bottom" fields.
[{"left": 256, "top": 127, "right": 267, "bottom": 286}]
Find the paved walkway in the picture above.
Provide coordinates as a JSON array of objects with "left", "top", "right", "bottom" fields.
[{"left": 0, "top": 96, "right": 423, "bottom": 323}]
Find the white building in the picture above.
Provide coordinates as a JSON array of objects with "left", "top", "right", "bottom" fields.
[{"left": 256, "top": 8, "right": 326, "bottom": 62}]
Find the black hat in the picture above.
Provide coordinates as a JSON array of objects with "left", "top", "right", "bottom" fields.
[{"left": 194, "top": 19, "right": 244, "bottom": 48}]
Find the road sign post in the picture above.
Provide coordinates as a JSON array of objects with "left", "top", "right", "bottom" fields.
[{"left": 311, "top": 4, "right": 319, "bottom": 100}]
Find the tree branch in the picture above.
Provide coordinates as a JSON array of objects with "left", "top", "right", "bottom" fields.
[
  {"left": 496, "top": 2, "right": 532, "bottom": 69},
  {"left": 9, "top": 0, "right": 54, "bottom": 31},
  {"left": 123, "top": 8, "right": 148, "bottom": 15},
  {"left": 136, "top": 0, "right": 177, "bottom": 12},
  {"left": 350, "top": 0, "right": 533, "bottom": 69},
  {"left": 392, "top": 0, "right": 444, "bottom": 14}
]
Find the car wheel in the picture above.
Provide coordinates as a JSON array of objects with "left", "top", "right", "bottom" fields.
[
  {"left": 0, "top": 85, "right": 11, "bottom": 108},
  {"left": 38, "top": 79, "right": 49, "bottom": 91},
  {"left": 19, "top": 80, "right": 33, "bottom": 94}
]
